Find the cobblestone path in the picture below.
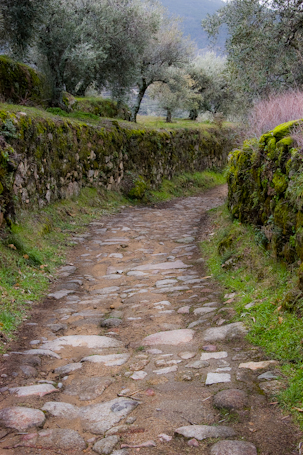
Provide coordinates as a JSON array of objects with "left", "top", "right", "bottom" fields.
[{"left": 0, "top": 186, "right": 300, "bottom": 455}]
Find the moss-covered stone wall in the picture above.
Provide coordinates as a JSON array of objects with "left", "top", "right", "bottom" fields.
[
  {"left": 227, "top": 119, "right": 303, "bottom": 264},
  {"left": 0, "top": 56, "right": 48, "bottom": 105},
  {"left": 0, "top": 109, "right": 234, "bottom": 224}
]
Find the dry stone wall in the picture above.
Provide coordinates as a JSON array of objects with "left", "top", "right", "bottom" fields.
[
  {"left": 0, "top": 109, "right": 235, "bottom": 223},
  {"left": 227, "top": 119, "right": 303, "bottom": 266}
]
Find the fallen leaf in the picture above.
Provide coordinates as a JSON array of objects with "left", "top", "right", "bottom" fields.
[
  {"left": 278, "top": 317, "right": 283, "bottom": 324},
  {"left": 23, "top": 254, "right": 29, "bottom": 259},
  {"left": 8, "top": 244, "right": 16, "bottom": 250},
  {"left": 294, "top": 407, "right": 303, "bottom": 412}
]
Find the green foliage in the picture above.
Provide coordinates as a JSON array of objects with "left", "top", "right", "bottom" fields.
[
  {"left": 186, "top": 52, "right": 234, "bottom": 118},
  {"left": 128, "top": 176, "right": 147, "bottom": 200},
  {"left": 74, "top": 98, "right": 130, "bottom": 120},
  {"left": 202, "top": 0, "right": 303, "bottom": 111},
  {"left": 0, "top": 0, "right": 46, "bottom": 55}
]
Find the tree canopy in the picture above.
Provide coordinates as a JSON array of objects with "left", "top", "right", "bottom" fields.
[{"left": 202, "top": 0, "right": 303, "bottom": 107}]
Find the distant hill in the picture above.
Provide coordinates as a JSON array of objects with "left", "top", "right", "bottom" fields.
[{"left": 160, "top": 0, "right": 226, "bottom": 50}]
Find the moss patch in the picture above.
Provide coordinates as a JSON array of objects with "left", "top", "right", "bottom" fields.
[{"left": 0, "top": 56, "right": 48, "bottom": 105}]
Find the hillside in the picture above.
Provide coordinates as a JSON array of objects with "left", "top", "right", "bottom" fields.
[{"left": 160, "top": 0, "right": 226, "bottom": 50}]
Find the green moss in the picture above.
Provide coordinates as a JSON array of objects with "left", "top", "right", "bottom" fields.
[
  {"left": 272, "top": 170, "right": 288, "bottom": 194},
  {"left": 272, "top": 120, "right": 301, "bottom": 141},
  {"left": 0, "top": 56, "right": 48, "bottom": 105}
]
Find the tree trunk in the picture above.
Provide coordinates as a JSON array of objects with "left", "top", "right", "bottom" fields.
[
  {"left": 130, "top": 80, "right": 148, "bottom": 123},
  {"left": 166, "top": 109, "right": 172, "bottom": 123},
  {"left": 189, "top": 109, "right": 198, "bottom": 120}
]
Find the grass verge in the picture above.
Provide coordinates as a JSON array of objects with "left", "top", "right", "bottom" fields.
[
  {"left": 200, "top": 204, "right": 303, "bottom": 427},
  {"left": 0, "top": 187, "right": 128, "bottom": 349},
  {"left": 147, "top": 170, "right": 226, "bottom": 203}
]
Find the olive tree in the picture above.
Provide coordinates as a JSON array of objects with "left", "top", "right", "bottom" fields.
[
  {"left": 202, "top": 0, "right": 303, "bottom": 106},
  {"left": 186, "top": 52, "right": 232, "bottom": 120},
  {"left": 0, "top": 0, "right": 46, "bottom": 56},
  {"left": 35, "top": 0, "right": 164, "bottom": 108},
  {"left": 35, "top": 0, "right": 106, "bottom": 107},
  {"left": 148, "top": 68, "right": 195, "bottom": 122},
  {"left": 129, "top": 14, "right": 195, "bottom": 122}
]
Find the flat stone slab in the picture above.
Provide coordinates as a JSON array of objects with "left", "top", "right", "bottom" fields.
[
  {"left": 127, "top": 271, "right": 147, "bottom": 277},
  {"left": 80, "top": 398, "right": 139, "bottom": 434},
  {"left": 130, "top": 371, "right": 147, "bottom": 380},
  {"left": 47, "top": 323, "right": 67, "bottom": 332},
  {"left": 210, "top": 440, "right": 257, "bottom": 455},
  {"left": 239, "top": 360, "right": 278, "bottom": 371},
  {"left": 203, "top": 323, "right": 247, "bottom": 342},
  {"left": 153, "top": 365, "right": 178, "bottom": 375},
  {"left": 9, "top": 384, "right": 58, "bottom": 398},
  {"left": 42, "top": 402, "right": 80, "bottom": 419},
  {"left": 0, "top": 407, "right": 45, "bottom": 431},
  {"left": 48, "top": 290, "right": 74, "bottom": 299},
  {"left": 20, "top": 365, "right": 38, "bottom": 377},
  {"left": 134, "top": 260, "right": 190, "bottom": 271},
  {"left": 206, "top": 373, "right": 231, "bottom": 385},
  {"left": 194, "top": 307, "right": 216, "bottom": 315},
  {"left": 175, "top": 425, "right": 236, "bottom": 440},
  {"left": 101, "top": 318, "right": 122, "bottom": 328},
  {"left": 201, "top": 352, "right": 228, "bottom": 361},
  {"left": 54, "top": 363, "right": 83, "bottom": 375},
  {"left": 213, "top": 389, "right": 248, "bottom": 410},
  {"left": 41, "top": 335, "right": 122, "bottom": 351},
  {"left": 258, "top": 371, "right": 279, "bottom": 381},
  {"left": 22, "top": 349, "right": 61, "bottom": 359},
  {"left": 19, "top": 429, "right": 86, "bottom": 451},
  {"left": 143, "top": 329, "right": 194, "bottom": 346},
  {"left": 175, "top": 237, "right": 195, "bottom": 243},
  {"left": 178, "top": 306, "right": 190, "bottom": 314},
  {"left": 93, "top": 435, "right": 119, "bottom": 454},
  {"left": 156, "top": 279, "right": 178, "bottom": 287},
  {"left": 81, "top": 354, "right": 130, "bottom": 366},
  {"left": 93, "top": 286, "right": 120, "bottom": 295},
  {"left": 179, "top": 352, "right": 196, "bottom": 360},
  {"left": 64, "top": 377, "right": 113, "bottom": 401},
  {"left": 186, "top": 360, "right": 209, "bottom": 369}
]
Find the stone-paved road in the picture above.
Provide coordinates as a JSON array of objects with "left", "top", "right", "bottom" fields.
[{"left": 0, "top": 186, "right": 300, "bottom": 455}]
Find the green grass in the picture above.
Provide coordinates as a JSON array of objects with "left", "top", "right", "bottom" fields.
[
  {"left": 200, "top": 204, "right": 303, "bottom": 427},
  {"left": 137, "top": 115, "right": 216, "bottom": 130},
  {"left": 0, "top": 103, "right": 224, "bottom": 133},
  {"left": 147, "top": 170, "right": 226, "bottom": 203},
  {"left": 0, "top": 187, "right": 129, "bottom": 348}
]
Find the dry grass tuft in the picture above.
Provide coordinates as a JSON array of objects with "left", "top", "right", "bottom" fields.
[{"left": 248, "top": 90, "right": 303, "bottom": 137}]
